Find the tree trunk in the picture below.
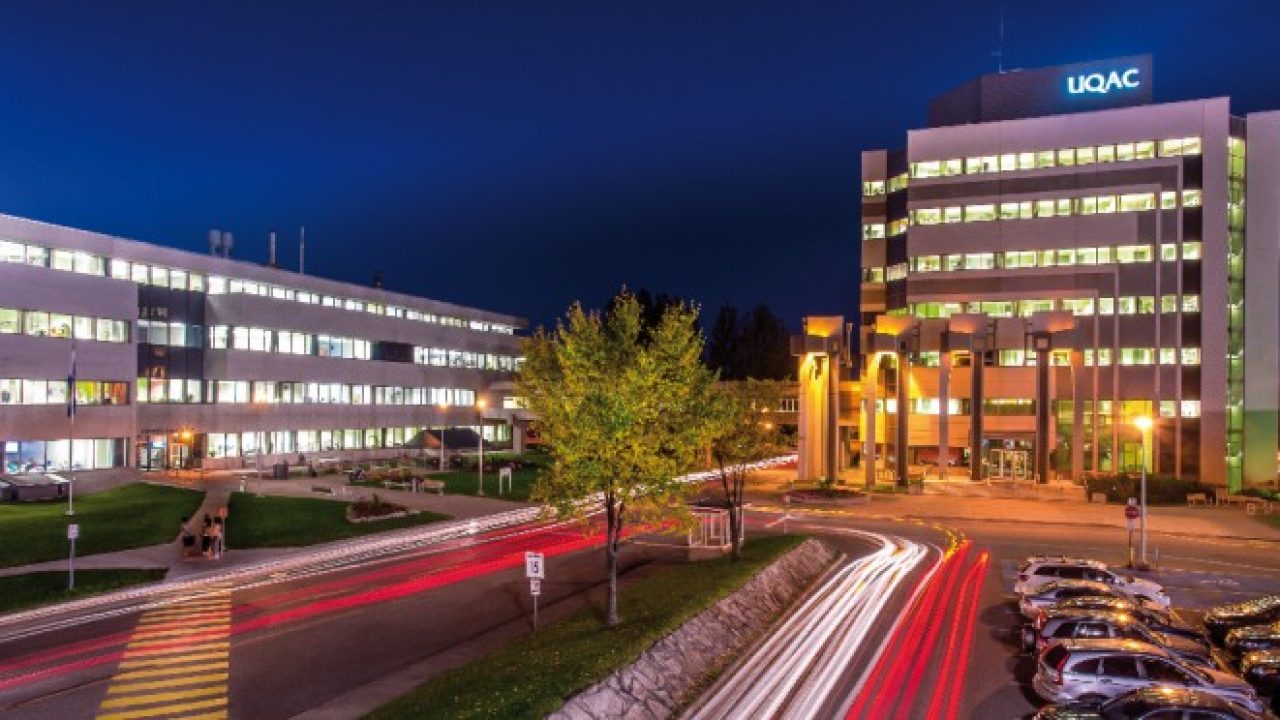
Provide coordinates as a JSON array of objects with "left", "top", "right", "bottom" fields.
[
  {"left": 729, "top": 501, "right": 742, "bottom": 561},
  {"left": 606, "top": 519, "right": 620, "bottom": 627}
]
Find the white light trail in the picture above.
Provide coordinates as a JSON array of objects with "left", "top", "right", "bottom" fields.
[{"left": 691, "top": 529, "right": 930, "bottom": 720}]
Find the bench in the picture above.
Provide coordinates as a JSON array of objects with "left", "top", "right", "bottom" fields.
[
  {"left": 382, "top": 480, "right": 412, "bottom": 491},
  {"left": 418, "top": 479, "right": 445, "bottom": 495},
  {"left": 1248, "top": 500, "right": 1274, "bottom": 516},
  {"left": 1186, "top": 492, "right": 1210, "bottom": 506},
  {"left": 1219, "top": 493, "right": 1252, "bottom": 507},
  {"left": 311, "top": 485, "right": 336, "bottom": 495}
]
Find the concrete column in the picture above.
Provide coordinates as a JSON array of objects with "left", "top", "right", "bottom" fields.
[
  {"left": 895, "top": 352, "right": 909, "bottom": 488},
  {"left": 938, "top": 350, "right": 952, "bottom": 480},
  {"left": 1071, "top": 349, "right": 1085, "bottom": 483},
  {"left": 512, "top": 419, "right": 526, "bottom": 454},
  {"left": 863, "top": 353, "right": 880, "bottom": 488},
  {"left": 828, "top": 353, "right": 840, "bottom": 482},
  {"left": 1035, "top": 344, "right": 1051, "bottom": 484},
  {"left": 970, "top": 351, "right": 984, "bottom": 482}
]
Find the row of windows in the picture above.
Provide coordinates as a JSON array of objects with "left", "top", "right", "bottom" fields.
[
  {"left": 413, "top": 347, "right": 522, "bottom": 372},
  {"left": 862, "top": 172, "right": 910, "bottom": 197},
  {"left": 906, "top": 136, "right": 1202, "bottom": 181},
  {"left": 0, "top": 307, "right": 130, "bottom": 343},
  {"left": 911, "top": 346, "right": 1201, "bottom": 368},
  {"left": 206, "top": 424, "right": 510, "bottom": 459},
  {"left": 864, "top": 243, "right": 1203, "bottom": 284},
  {"left": 0, "top": 238, "right": 516, "bottom": 336},
  {"left": 911, "top": 296, "right": 1200, "bottom": 320},
  {"left": 135, "top": 378, "right": 478, "bottom": 406},
  {"left": 909, "top": 191, "right": 1200, "bottom": 227},
  {"left": 205, "top": 325, "right": 522, "bottom": 369},
  {"left": 0, "top": 379, "right": 129, "bottom": 406},
  {"left": 864, "top": 191, "right": 1203, "bottom": 239},
  {"left": 4, "top": 438, "right": 123, "bottom": 474},
  {"left": 137, "top": 320, "right": 203, "bottom": 348},
  {"left": 208, "top": 326, "right": 372, "bottom": 359},
  {"left": 884, "top": 397, "right": 1202, "bottom": 418}
]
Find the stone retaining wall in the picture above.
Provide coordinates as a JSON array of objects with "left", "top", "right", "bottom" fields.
[{"left": 547, "top": 537, "right": 840, "bottom": 720}]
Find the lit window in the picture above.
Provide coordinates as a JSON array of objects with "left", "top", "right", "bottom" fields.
[
  {"left": 1120, "top": 193, "right": 1155, "bottom": 212},
  {"left": 1182, "top": 348, "right": 1201, "bottom": 365},
  {"left": 1161, "top": 191, "right": 1178, "bottom": 210},
  {"left": 999, "top": 154, "right": 1016, "bottom": 172},
  {"left": 1158, "top": 138, "right": 1184, "bottom": 157},
  {"left": 943, "top": 206, "right": 963, "bottom": 224},
  {"left": 942, "top": 159, "right": 962, "bottom": 176},
  {"left": 1161, "top": 295, "right": 1178, "bottom": 313},
  {"left": 1182, "top": 242, "right": 1203, "bottom": 260},
  {"left": 862, "top": 181, "right": 885, "bottom": 197},
  {"left": 1017, "top": 152, "right": 1036, "bottom": 170},
  {"left": 1181, "top": 400, "right": 1201, "bottom": 418},
  {"left": 1116, "top": 143, "right": 1135, "bottom": 161},
  {"left": 912, "top": 161, "right": 941, "bottom": 179},
  {"left": 1135, "top": 141, "right": 1155, "bottom": 159},
  {"left": 1096, "top": 145, "right": 1115, "bottom": 163},
  {"left": 1096, "top": 195, "right": 1117, "bottom": 214},
  {"left": 862, "top": 223, "right": 886, "bottom": 239},
  {"left": 1160, "top": 348, "right": 1177, "bottom": 365},
  {"left": 1076, "top": 146, "right": 1096, "bottom": 165},
  {"left": 1182, "top": 137, "right": 1202, "bottom": 155},
  {"left": 1182, "top": 189, "right": 1203, "bottom": 208},
  {"left": 1036, "top": 151, "right": 1055, "bottom": 168},
  {"left": 964, "top": 204, "right": 996, "bottom": 222},
  {"left": 1057, "top": 148, "right": 1075, "bottom": 166},
  {"left": 1182, "top": 295, "right": 1200, "bottom": 313}
]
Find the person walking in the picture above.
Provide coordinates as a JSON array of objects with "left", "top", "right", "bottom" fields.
[
  {"left": 210, "top": 518, "right": 224, "bottom": 559},
  {"left": 178, "top": 517, "right": 196, "bottom": 559},
  {"left": 201, "top": 514, "right": 213, "bottom": 558}
]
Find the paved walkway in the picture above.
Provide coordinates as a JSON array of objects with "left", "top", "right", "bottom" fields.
[{"left": 0, "top": 470, "right": 534, "bottom": 581}]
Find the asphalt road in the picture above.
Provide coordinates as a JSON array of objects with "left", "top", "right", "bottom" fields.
[
  {"left": 3, "top": 505, "right": 1279, "bottom": 720},
  {"left": 752, "top": 508, "right": 1280, "bottom": 720},
  {"left": 0, "top": 518, "right": 650, "bottom": 720}
]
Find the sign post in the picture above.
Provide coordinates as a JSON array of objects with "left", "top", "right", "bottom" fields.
[
  {"left": 525, "top": 551, "right": 545, "bottom": 629},
  {"left": 499, "top": 466, "right": 513, "bottom": 495},
  {"left": 67, "top": 523, "right": 79, "bottom": 590},
  {"left": 1124, "top": 499, "right": 1139, "bottom": 568}
]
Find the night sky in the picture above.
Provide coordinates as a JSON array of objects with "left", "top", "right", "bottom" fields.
[{"left": 0, "top": 1, "right": 1277, "bottom": 330}]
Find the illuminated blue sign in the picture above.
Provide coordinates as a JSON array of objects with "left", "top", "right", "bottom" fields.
[{"left": 1068, "top": 68, "right": 1141, "bottom": 95}]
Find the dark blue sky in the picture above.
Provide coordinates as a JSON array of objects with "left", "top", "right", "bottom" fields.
[{"left": 0, "top": 1, "right": 1276, "bottom": 329}]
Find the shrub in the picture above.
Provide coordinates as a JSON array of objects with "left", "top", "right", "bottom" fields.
[{"left": 1084, "top": 474, "right": 1212, "bottom": 505}]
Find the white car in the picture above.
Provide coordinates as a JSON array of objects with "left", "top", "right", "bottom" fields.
[{"left": 1015, "top": 557, "right": 1170, "bottom": 608}]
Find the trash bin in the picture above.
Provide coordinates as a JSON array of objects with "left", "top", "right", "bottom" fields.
[{"left": 273, "top": 462, "right": 289, "bottom": 479}]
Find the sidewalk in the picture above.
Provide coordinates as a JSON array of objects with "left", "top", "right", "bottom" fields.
[
  {"left": 793, "top": 493, "right": 1280, "bottom": 543},
  {"left": 0, "top": 471, "right": 536, "bottom": 581}
]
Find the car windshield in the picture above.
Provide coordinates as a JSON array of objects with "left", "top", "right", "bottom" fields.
[{"left": 1222, "top": 595, "right": 1280, "bottom": 615}]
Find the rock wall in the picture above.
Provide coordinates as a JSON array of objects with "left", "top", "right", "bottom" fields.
[{"left": 548, "top": 537, "right": 840, "bottom": 720}]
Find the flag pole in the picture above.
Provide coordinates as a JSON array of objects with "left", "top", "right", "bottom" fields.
[{"left": 67, "top": 341, "right": 76, "bottom": 517}]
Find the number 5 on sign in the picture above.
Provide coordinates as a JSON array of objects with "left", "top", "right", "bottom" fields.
[{"left": 525, "top": 551, "right": 544, "bottom": 579}]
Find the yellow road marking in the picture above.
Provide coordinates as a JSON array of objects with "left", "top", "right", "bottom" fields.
[
  {"left": 138, "top": 609, "right": 228, "bottom": 624},
  {"left": 115, "top": 661, "right": 228, "bottom": 681},
  {"left": 130, "top": 623, "right": 230, "bottom": 640},
  {"left": 167, "top": 712, "right": 228, "bottom": 720},
  {"left": 97, "top": 696, "right": 227, "bottom": 720},
  {"left": 121, "top": 641, "right": 230, "bottom": 659},
  {"left": 118, "top": 651, "right": 229, "bottom": 669},
  {"left": 99, "top": 684, "right": 226, "bottom": 709},
  {"left": 106, "top": 672, "right": 229, "bottom": 695}
]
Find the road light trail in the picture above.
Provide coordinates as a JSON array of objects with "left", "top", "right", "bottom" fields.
[{"left": 690, "top": 529, "right": 930, "bottom": 720}]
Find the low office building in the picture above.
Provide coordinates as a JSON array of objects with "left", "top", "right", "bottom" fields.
[
  {"left": 0, "top": 213, "right": 526, "bottom": 474},
  {"left": 860, "top": 56, "right": 1280, "bottom": 490}
]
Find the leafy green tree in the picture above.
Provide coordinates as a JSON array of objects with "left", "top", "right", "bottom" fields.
[
  {"left": 710, "top": 379, "right": 784, "bottom": 560},
  {"left": 518, "top": 290, "right": 720, "bottom": 626}
]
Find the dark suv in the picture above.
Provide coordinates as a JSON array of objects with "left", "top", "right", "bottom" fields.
[
  {"left": 1205, "top": 596, "right": 1280, "bottom": 645},
  {"left": 1023, "top": 608, "right": 1213, "bottom": 666},
  {"left": 1046, "top": 596, "right": 1206, "bottom": 646},
  {"left": 1034, "top": 686, "right": 1266, "bottom": 719}
]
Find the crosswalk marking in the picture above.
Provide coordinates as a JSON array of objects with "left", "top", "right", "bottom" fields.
[
  {"left": 115, "top": 662, "right": 229, "bottom": 682},
  {"left": 106, "top": 672, "right": 229, "bottom": 694},
  {"left": 97, "top": 588, "right": 233, "bottom": 720},
  {"left": 100, "top": 684, "right": 226, "bottom": 709},
  {"left": 97, "top": 696, "right": 229, "bottom": 720}
]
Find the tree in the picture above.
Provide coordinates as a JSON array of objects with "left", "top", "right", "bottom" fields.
[
  {"left": 705, "top": 303, "right": 793, "bottom": 381},
  {"left": 518, "top": 290, "right": 720, "bottom": 626},
  {"left": 709, "top": 379, "right": 784, "bottom": 560}
]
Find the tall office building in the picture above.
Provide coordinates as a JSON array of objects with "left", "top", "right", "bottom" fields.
[
  {"left": 0, "top": 213, "right": 526, "bottom": 474},
  {"left": 859, "top": 56, "right": 1280, "bottom": 491}
]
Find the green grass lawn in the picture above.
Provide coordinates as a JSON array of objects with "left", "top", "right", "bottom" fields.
[
  {"left": 0, "top": 569, "right": 168, "bottom": 615},
  {"left": 0, "top": 484, "right": 204, "bottom": 569},
  {"left": 431, "top": 465, "right": 540, "bottom": 501},
  {"left": 366, "top": 534, "right": 805, "bottom": 720},
  {"left": 226, "top": 493, "right": 452, "bottom": 549}
]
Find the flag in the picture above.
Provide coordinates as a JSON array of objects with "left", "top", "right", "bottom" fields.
[{"left": 67, "top": 346, "right": 76, "bottom": 419}]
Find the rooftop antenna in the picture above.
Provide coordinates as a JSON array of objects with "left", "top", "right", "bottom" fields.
[
  {"left": 991, "top": 5, "right": 1005, "bottom": 73},
  {"left": 299, "top": 226, "right": 306, "bottom": 275}
]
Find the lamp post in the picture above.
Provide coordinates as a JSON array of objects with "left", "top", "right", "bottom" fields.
[
  {"left": 1133, "top": 415, "right": 1152, "bottom": 567},
  {"left": 476, "top": 399, "right": 487, "bottom": 496},
  {"left": 437, "top": 401, "right": 448, "bottom": 472}
]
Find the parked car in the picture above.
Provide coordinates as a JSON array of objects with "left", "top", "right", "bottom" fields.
[
  {"left": 1021, "top": 580, "right": 1160, "bottom": 620},
  {"left": 1044, "top": 597, "right": 1206, "bottom": 647},
  {"left": 1031, "top": 639, "right": 1263, "bottom": 713},
  {"left": 1023, "top": 608, "right": 1213, "bottom": 666},
  {"left": 1016, "top": 557, "right": 1170, "bottom": 608},
  {"left": 1033, "top": 686, "right": 1266, "bottom": 719},
  {"left": 1240, "top": 650, "right": 1280, "bottom": 712},
  {"left": 1226, "top": 623, "right": 1280, "bottom": 660},
  {"left": 1206, "top": 596, "right": 1280, "bottom": 646}
]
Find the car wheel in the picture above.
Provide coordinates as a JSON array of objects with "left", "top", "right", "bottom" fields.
[{"left": 1021, "top": 627, "right": 1037, "bottom": 653}]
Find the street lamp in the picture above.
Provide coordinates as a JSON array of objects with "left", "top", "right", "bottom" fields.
[
  {"left": 476, "top": 398, "right": 487, "bottom": 496},
  {"left": 437, "top": 401, "right": 449, "bottom": 472},
  {"left": 1133, "top": 415, "right": 1152, "bottom": 567}
]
